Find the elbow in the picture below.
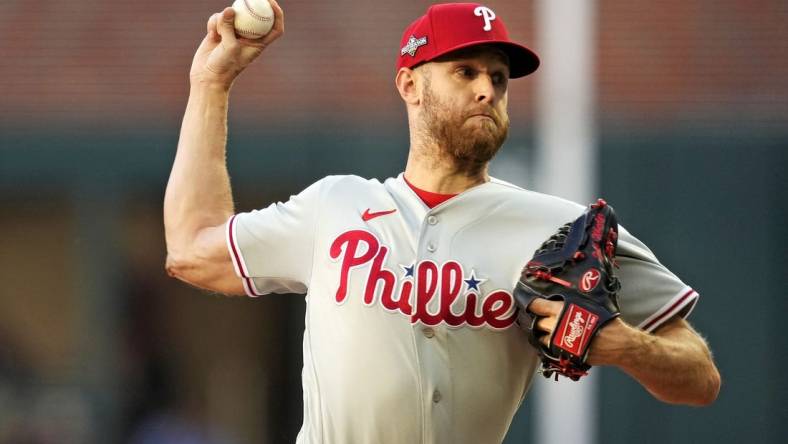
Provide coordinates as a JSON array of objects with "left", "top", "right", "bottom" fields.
[
  {"left": 165, "top": 253, "right": 207, "bottom": 290},
  {"left": 668, "top": 366, "right": 721, "bottom": 407},
  {"left": 649, "top": 364, "right": 721, "bottom": 407},
  {"left": 693, "top": 348, "right": 722, "bottom": 406},
  {"left": 164, "top": 251, "right": 241, "bottom": 296},
  {"left": 165, "top": 252, "right": 192, "bottom": 282},
  {"left": 165, "top": 254, "right": 181, "bottom": 279},
  {"left": 697, "top": 366, "right": 721, "bottom": 406}
]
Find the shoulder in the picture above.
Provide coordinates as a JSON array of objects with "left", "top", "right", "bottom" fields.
[
  {"left": 314, "top": 174, "right": 386, "bottom": 194},
  {"left": 301, "top": 174, "right": 383, "bottom": 193},
  {"left": 480, "top": 177, "right": 586, "bottom": 223},
  {"left": 299, "top": 175, "right": 391, "bottom": 205}
]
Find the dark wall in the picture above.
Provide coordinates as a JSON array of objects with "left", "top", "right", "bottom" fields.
[{"left": 597, "top": 127, "right": 787, "bottom": 444}]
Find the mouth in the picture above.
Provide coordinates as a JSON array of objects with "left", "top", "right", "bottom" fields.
[{"left": 468, "top": 114, "right": 496, "bottom": 124}]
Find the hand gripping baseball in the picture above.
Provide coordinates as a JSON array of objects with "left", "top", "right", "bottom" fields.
[
  {"left": 513, "top": 199, "right": 622, "bottom": 381},
  {"left": 190, "top": 2, "right": 284, "bottom": 89}
]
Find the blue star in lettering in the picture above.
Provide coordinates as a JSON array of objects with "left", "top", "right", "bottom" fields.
[
  {"left": 400, "top": 263, "right": 415, "bottom": 278},
  {"left": 464, "top": 271, "right": 487, "bottom": 292}
]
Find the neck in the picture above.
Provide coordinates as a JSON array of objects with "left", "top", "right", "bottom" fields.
[{"left": 403, "top": 137, "right": 489, "bottom": 194}]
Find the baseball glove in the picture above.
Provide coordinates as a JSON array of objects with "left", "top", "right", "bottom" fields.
[{"left": 514, "top": 199, "right": 621, "bottom": 381}]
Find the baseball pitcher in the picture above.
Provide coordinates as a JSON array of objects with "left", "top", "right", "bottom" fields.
[{"left": 164, "top": 3, "right": 720, "bottom": 443}]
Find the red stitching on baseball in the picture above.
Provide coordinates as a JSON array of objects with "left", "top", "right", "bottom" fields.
[
  {"left": 236, "top": 27, "right": 264, "bottom": 38},
  {"left": 243, "top": 0, "right": 273, "bottom": 22}
]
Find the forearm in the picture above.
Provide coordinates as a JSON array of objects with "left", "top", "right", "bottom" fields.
[
  {"left": 588, "top": 318, "right": 721, "bottom": 406},
  {"left": 164, "top": 83, "right": 235, "bottom": 257},
  {"left": 162, "top": 3, "right": 283, "bottom": 293}
]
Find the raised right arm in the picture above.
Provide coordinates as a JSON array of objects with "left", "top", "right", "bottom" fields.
[{"left": 163, "top": 4, "right": 284, "bottom": 294}]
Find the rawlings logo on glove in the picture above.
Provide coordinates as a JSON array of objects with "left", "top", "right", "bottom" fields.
[{"left": 513, "top": 199, "right": 621, "bottom": 381}]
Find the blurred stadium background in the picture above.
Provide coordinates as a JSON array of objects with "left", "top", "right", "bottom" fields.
[{"left": 0, "top": 0, "right": 786, "bottom": 443}]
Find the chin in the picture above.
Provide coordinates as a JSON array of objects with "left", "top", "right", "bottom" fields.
[
  {"left": 452, "top": 137, "right": 502, "bottom": 164},
  {"left": 467, "top": 128, "right": 504, "bottom": 148}
]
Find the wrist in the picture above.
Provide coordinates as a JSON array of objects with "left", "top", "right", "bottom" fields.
[
  {"left": 587, "top": 318, "right": 647, "bottom": 367},
  {"left": 189, "top": 74, "right": 234, "bottom": 94}
]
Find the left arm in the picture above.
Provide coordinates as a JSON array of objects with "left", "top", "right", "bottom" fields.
[
  {"left": 587, "top": 316, "right": 721, "bottom": 406},
  {"left": 529, "top": 299, "right": 721, "bottom": 406}
]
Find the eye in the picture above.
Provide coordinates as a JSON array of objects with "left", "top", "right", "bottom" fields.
[
  {"left": 456, "top": 66, "right": 476, "bottom": 78},
  {"left": 492, "top": 72, "right": 507, "bottom": 86}
]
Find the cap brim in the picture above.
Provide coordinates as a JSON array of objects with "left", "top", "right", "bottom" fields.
[{"left": 432, "top": 40, "right": 540, "bottom": 79}]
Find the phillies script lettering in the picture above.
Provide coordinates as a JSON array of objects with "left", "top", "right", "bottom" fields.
[{"left": 329, "top": 230, "right": 516, "bottom": 329}]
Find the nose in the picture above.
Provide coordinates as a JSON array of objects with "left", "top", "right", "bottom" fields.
[{"left": 474, "top": 74, "right": 496, "bottom": 104}]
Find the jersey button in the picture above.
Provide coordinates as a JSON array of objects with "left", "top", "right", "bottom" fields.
[
  {"left": 422, "top": 327, "right": 435, "bottom": 338},
  {"left": 426, "top": 243, "right": 436, "bottom": 253},
  {"left": 427, "top": 215, "right": 438, "bottom": 225},
  {"left": 432, "top": 390, "right": 442, "bottom": 403}
]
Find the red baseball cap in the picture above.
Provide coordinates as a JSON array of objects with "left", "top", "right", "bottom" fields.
[{"left": 396, "top": 3, "right": 540, "bottom": 78}]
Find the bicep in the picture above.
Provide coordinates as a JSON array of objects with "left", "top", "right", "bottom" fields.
[{"left": 166, "top": 222, "right": 246, "bottom": 296}]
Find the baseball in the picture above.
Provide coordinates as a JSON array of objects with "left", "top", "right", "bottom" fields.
[{"left": 231, "top": 0, "right": 275, "bottom": 39}]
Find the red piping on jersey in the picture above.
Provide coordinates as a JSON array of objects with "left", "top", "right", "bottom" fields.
[
  {"left": 403, "top": 175, "right": 458, "bottom": 208},
  {"left": 228, "top": 215, "right": 248, "bottom": 278},
  {"left": 642, "top": 288, "right": 697, "bottom": 331},
  {"left": 228, "top": 215, "right": 261, "bottom": 296}
]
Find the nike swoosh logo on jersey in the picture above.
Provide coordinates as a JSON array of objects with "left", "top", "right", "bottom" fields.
[{"left": 362, "top": 208, "right": 397, "bottom": 221}]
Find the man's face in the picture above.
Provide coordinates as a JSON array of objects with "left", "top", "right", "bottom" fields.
[{"left": 417, "top": 47, "right": 511, "bottom": 172}]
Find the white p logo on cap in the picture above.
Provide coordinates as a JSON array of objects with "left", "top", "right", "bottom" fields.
[{"left": 473, "top": 6, "right": 496, "bottom": 31}]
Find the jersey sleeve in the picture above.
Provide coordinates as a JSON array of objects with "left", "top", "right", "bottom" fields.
[
  {"left": 225, "top": 178, "right": 327, "bottom": 297},
  {"left": 615, "top": 227, "right": 699, "bottom": 332}
]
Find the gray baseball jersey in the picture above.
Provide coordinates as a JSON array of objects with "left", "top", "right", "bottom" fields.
[{"left": 225, "top": 173, "right": 698, "bottom": 444}]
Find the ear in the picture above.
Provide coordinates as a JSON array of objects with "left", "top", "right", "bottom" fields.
[{"left": 395, "top": 67, "right": 420, "bottom": 106}]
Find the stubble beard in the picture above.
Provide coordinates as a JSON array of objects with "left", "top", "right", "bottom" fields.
[{"left": 417, "top": 83, "right": 510, "bottom": 177}]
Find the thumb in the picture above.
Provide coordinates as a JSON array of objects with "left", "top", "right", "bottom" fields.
[{"left": 216, "top": 7, "right": 238, "bottom": 43}]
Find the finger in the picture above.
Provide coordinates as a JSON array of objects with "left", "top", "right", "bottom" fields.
[
  {"left": 207, "top": 13, "right": 216, "bottom": 34},
  {"left": 207, "top": 13, "right": 220, "bottom": 42},
  {"left": 527, "top": 298, "right": 563, "bottom": 317},
  {"left": 540, "top": 335, "right": 550, "bottom": 348},
  {"left": 269, "top": 0, "right": 284, "bottom": 32},
  {"left": 216, "top": 7, "right": 239, "bottom": 45},
  {"left": 237, "top": 36, "right": 269, "bottom": 48},
  {"left": 535, "top": 316, "right": 556, "bottom": 334},
  {"left": 259, "top": 0, "right": 285, "bottom": 47}
]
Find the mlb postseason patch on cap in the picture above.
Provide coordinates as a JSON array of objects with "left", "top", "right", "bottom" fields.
[
  {"left": 401, "top": 35, "right": 428, "bottom": 57},
  {"left": 396, "top": 3, "right": 539, "bottom": 78}
]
